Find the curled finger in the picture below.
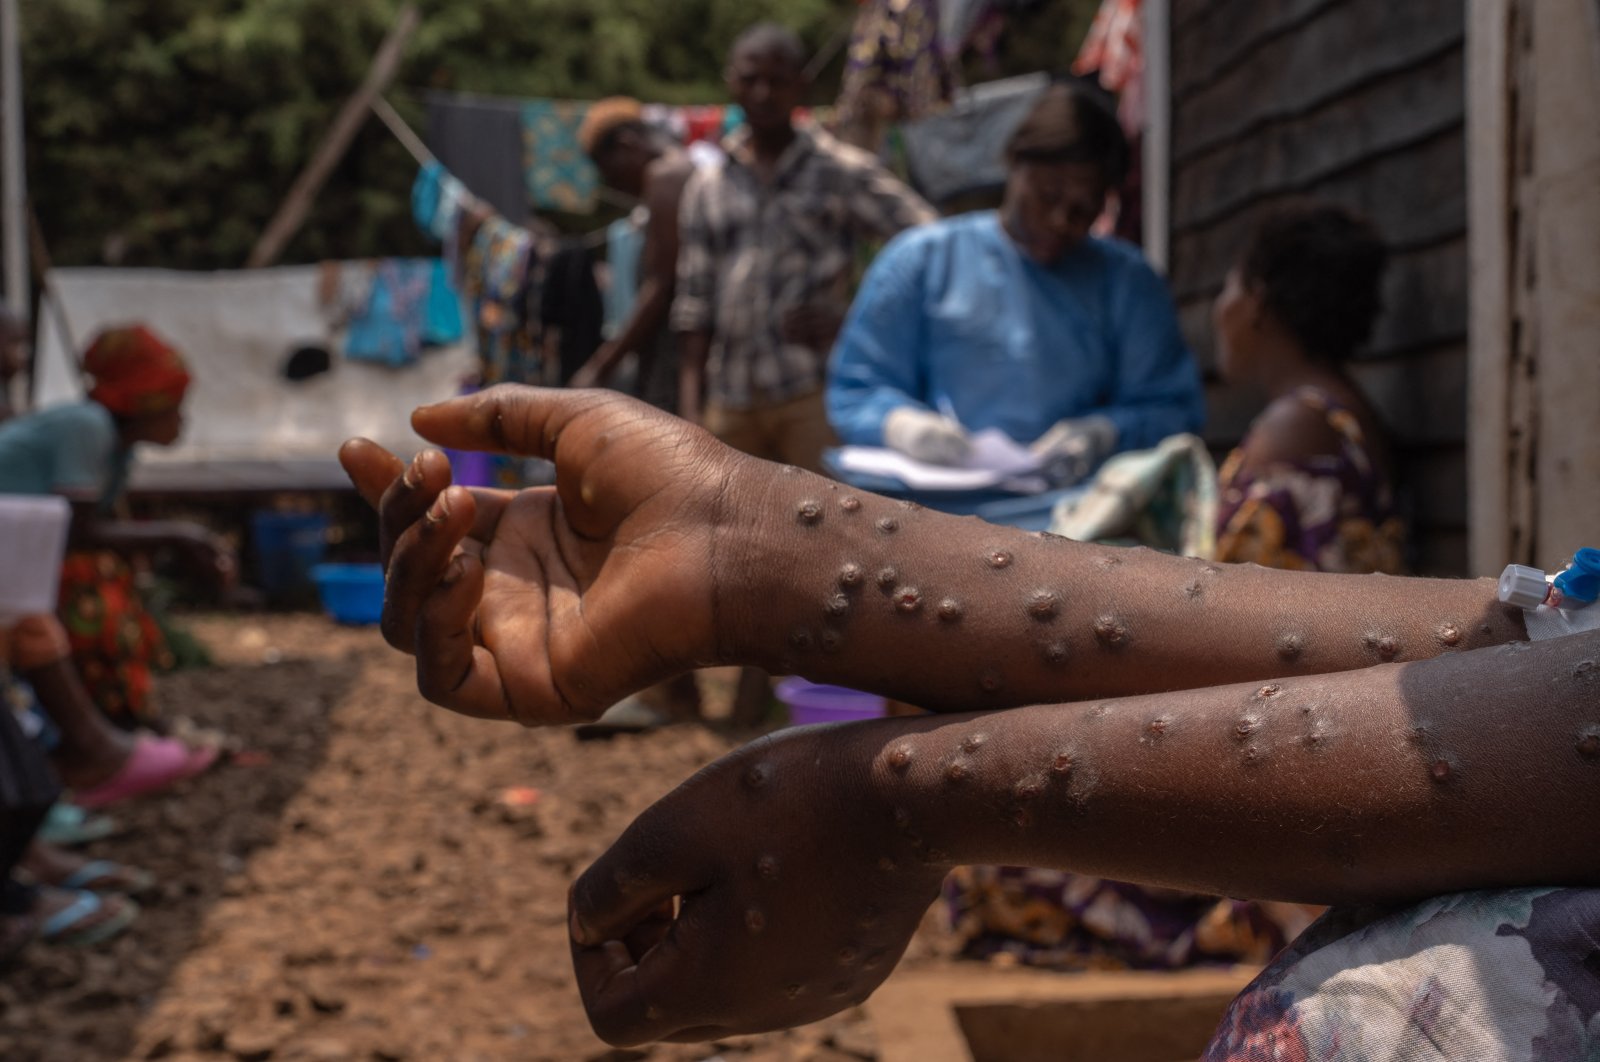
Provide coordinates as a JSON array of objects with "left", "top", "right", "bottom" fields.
[
  {"left": 338, "top": 438, "right": 404, "bottom": 509},
  {"left": 571, "top": 938, "right": 689, "bottom": 1047},
  {"left": 413, "top": 552, "right": 513, "bottom": 721},
  {"left": 377, "top": 449, "right": 453, "bottom": 570},
  {"left": 381, "top": 484, "right": 474, "bottom": 655}
]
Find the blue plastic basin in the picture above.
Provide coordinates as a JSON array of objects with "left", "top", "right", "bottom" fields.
[
  {"left": 312, "top": 564, "right": 385, "bottom": 626},
  {"left": 252, "top": 512, "right": 330, "bottom": 597}
]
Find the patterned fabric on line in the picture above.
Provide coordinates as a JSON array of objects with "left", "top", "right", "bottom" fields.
[
  {"left": 461, "top": 217, "right": 541, "bottom": 386},
  {"left": 840, "top": 0, "right": 955, "bottom": 125},
  {"left": 522, "top": 100, "right": 599, "bottom": 214}
]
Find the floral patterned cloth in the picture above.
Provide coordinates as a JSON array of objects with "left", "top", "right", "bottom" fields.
[
  {"left": 461, "top": 215, "right": 542, "bottom": 387},
  {"left": 839, "top": 0, "right": 955, "bottom": 127},
  {"left": 57, "top": 550, "right": 174, "bottom": 727},
  {"left": 521, "top": 99, "right": 598, "bottom": 214},
  {"left": 1205, "top": 889, "right": 1600, "bottom": 1060},
  {"left": 1216, "top": 386, "right": 1405, "bottom": 575},
  {"left": 946, "top": 867, "right": 1309, "bottom": 972}
]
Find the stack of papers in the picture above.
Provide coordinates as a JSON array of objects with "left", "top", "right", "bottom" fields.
[{"left": 835, "top": 430, "right": 1050, "bottom": 493}]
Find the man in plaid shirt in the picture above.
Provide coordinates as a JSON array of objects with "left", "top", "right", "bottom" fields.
[{"left": 672, "top": 23, "right": 935, "bottom": 474}]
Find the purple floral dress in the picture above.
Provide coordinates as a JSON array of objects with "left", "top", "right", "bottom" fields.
[{"left": 1216, "top": 386, "right": 1406, "bottom": 575}]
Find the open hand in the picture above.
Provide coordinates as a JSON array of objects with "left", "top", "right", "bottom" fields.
[
  {"left": 568, "top": 723, "right": 948, "bottom": 1046},
  {"left": 339, "top": 386, "right": 752, "bottom": 726}
]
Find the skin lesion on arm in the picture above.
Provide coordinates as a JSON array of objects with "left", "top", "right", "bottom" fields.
[
  {"left": 716, "top": 464, "right": 1526, "bottom": 713},
  {"left": 852, "top": 626, "right": 1600, "bottom": 906}
]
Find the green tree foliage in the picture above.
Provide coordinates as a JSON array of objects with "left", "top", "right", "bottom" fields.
[{"left": 22, "top": 0, "right": 1097, "bottom": 271}]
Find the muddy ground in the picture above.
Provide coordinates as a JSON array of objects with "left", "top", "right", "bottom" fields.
[{"left": 0, "top": 615, "right": 957, "bottom": 1062}]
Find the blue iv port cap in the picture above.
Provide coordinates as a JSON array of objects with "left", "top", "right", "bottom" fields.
[{"left": 1553, "top": 548, "right": 1600, "bottom": 604}]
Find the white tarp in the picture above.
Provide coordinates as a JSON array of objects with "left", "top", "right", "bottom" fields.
[{"left": 35, "top": 266, "right": 476, "bottom": 491}]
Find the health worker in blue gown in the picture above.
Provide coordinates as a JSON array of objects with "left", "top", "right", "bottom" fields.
[{"left": 827, "top": 81, "right": 1205, "bottom": 483}]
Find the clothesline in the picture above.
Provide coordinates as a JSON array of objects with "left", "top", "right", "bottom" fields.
[{"left": 369, "top": 93, "right": 617, "bottom": 251}]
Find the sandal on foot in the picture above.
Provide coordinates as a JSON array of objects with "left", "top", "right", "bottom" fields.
[
  {"left": 574, "top": 697, "right": 669, "bottom": 741},
  {"left": 39, "top": 890, "right": 139, "bottom": 948},
  {"left": 37, "top": 803, "right": 119, "bottom": 847},
  {"left": 57, "top": 860, "right": 156, "bottom": 897},
  {"left": 72, "top": 736, "right": 218, "bottom": 810}
]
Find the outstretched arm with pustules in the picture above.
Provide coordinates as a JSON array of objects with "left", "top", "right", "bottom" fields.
[
  {"left": 563, "top": 630, "right": 1600, "bottom": 1045},
  {"left": 339, "top": 386, "right": 1524, "bottom": 726},
  {"left": 337, "top": 387, "right": 1598, "bottom": 1048}
]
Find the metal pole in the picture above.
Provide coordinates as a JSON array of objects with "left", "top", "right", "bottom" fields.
[
  {"left": 1, "top": 0, "right": 27, "bottom": 315},
  {"left": 246, "top": 3, "right": 420, "bottom": 269},
  {"left": 1142, "top": 0, "right": 1170, "bottom": 274}
]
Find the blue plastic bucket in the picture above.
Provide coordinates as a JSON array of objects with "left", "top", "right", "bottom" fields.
[
  {"left": 311, "top": 564, "right": 386, "bottom": 626},
  {"left": 252, "top": 512, "right": 330, "bottom": 597},
  {"left": 776, "top": 679, "right": 887, "bottom": 727}
]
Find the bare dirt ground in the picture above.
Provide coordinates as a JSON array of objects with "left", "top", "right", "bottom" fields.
[{"left": 0, "top": 615, "right": 953, "bottom": 1062}]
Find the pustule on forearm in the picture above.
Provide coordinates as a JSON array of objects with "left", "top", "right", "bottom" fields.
[
  {"left": 719, "top": 466, "right": 1526, "bottom": 711},
  {"left": 839, "top": 629, "right": 1600, "bottom": 906}
]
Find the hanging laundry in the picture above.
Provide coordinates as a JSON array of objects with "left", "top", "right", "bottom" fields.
[
  {"left": 522, "top": 99, "right": 600, "bottom": 214},
  {"left": 411, "top": 161, "right": 471, "bottom": 243},
  {"left": 422, "top": 260, "right": 466, "bottom": 347},
  {"left": 682, "top": 106, "right": 727, "bottom": 145},
  {"left": 426, "top": 93, "right": 530, "bottom": 221},
  {"left": 838, "top": 0, "right": 956, "bottom": 129},
  {"left": 345, "top": 259, "right": 464, "bottom": 369},
  {"left": 461, "top": 216, "right": 542, "bottom": 385},
  {"left": 642, "top": 104, "right": 689, "bottom": 143},
  {"left": 939, "top": 0, "right": 994, "bottom": 58},
  {"left": 540, "top": 241, "right": 605, "bottom": 387},
  {"left": 898, "top": 73, "right": 1050, "bottom": 205},
  {"left": 319, "top": 260, "right": 375, "bottom": 333},
  {"left": 1074, "top": 0, "right": 1144, "bottom": 134}
]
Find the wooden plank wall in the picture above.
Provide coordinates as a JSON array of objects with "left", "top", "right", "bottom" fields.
[{"left": 1168, "top": 0, "right": 1469, "bottom": 574}]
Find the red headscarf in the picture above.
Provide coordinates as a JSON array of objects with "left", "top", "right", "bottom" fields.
[{"left": 84, "top": 325, "right": 191, "bottom": 417}]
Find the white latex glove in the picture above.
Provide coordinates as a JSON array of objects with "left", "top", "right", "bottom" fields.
[
  {"left": 883, "top": 407, "right": 974, "bottom": 466},
  {"left": 1029, "top": 415, "right": 1119, "bottom": 486}
]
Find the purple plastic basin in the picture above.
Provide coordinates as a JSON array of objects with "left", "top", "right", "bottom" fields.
[
  {"left": 446, "top": 448, "right": 495, "bottom": 488},
  {"left": 776, "top": 679, "right": 887, "bottom": 727}
]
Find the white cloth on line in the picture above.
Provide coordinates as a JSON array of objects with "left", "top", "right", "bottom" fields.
[{"left": 33, "top": 266, "right": 477, "bottom": 491}]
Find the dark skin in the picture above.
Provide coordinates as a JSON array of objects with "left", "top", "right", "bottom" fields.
[
  {"left": 678, "top": 42, "right": 841, "bottom": 424},
  {"left": 67, "top": 405, "right": 237, "bottom": 596},
  {"left": 1001, "top": 158, "right": 1110, "bottom": 267},
  {"left": 340, "top": 388, "right": 1595, "bottom": 1048},
  {"left": 3, "top": 402, "right": 233, "bottom": 779},
  {"left": 0, "top": 314, "right": 26, "bottom": 422},
  {"left": 2, "top": 619, "right": 135, "bottom": 787},
  {"left": 1213, "top": 266, "right": 1395, "bottom": 483},
  {"left": 571, "top": 136, "right": 695, "bottom": 392}
]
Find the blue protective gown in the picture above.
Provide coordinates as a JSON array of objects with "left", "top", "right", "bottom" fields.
[{"left": 827, "top": 212, "right": 1205, "bottom": 451}]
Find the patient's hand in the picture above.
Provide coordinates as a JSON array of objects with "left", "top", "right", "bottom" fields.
[
  {"left": 340, "top": 386, "right": 759, "bottom": 726},
  {"left": 569, "top": 722, "right": 947, "bottom": 1046}
]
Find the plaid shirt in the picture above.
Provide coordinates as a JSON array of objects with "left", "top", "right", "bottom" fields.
[{"left": 672, "top": 126, "right": 935, "bottom": 409}]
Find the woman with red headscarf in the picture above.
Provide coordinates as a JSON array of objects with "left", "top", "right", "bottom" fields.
[
  {"left": 0, "top": 325, "right": 238, "bottom": 951},
  {"left": 0, "top": 325, "right": 229, "bottom": 795}
]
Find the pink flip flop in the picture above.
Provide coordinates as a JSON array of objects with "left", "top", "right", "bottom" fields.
[{"left": 71, "top": 737, "right": 219, "bottom": 810}]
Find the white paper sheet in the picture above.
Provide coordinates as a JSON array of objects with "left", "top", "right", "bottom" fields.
[{"left": 835, "top": 429, "right": 1048, "bottom": 492}]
